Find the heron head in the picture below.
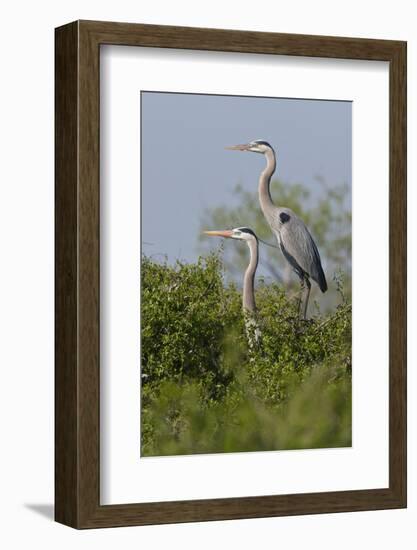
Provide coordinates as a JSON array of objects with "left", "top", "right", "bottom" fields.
[
  {"left": 225, "top": 140, "right": 273, "bottom": 154},
  {"left": 204, "top": 227, "right": 258, "bottom": 242}
]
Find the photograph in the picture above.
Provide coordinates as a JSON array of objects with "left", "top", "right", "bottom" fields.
[
  {"left": 0, "top": 0, "right": 409, "bottom": 541},
  {"left": 140, "top": 91, "right": 352, "bottom": 457}
]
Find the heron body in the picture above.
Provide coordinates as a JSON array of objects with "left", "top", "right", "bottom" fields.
[
  {"left": 227, "top": 140, "right": 327, "bottom": 319},
  {"left": 265, "top": 207, "right": 327, "bottom": 294}
]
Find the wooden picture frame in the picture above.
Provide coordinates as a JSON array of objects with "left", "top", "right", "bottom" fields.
[{"left": 55, "top": 20, "right": 407, "bottom": 529}]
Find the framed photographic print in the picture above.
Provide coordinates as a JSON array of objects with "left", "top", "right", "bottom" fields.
[{"left": 55, "top": 20, "right": 406, "bottom": 528}]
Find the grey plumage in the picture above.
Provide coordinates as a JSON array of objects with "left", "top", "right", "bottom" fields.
[
  {"left": 272, "top": 207, "right": 327, "bottom": 293},
  {"left": 226, "top": 140, "right": 327, "bottom": 318}
]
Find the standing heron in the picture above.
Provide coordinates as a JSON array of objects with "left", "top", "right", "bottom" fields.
[
  {"left": 226, "top": 140, "right": 327, "bottom": 319},
  {"left": 204, "top": 227, "right": 260, "bottom": 344}
]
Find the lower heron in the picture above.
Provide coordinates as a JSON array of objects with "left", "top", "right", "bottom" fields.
[{"left": 204, "top": 227, "right": 260, "bottom": 344}]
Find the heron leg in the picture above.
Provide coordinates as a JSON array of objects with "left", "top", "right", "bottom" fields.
[
  {"left": 302, "top": 277, "right": 311, "bottom": 320},
  {"left": 298, "top": 277, "right": 305, "bottom": 318}
]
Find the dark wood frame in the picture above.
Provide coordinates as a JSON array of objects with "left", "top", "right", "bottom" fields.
[{"left": 55, "top": 20, "right": 407, "bottom": 529}]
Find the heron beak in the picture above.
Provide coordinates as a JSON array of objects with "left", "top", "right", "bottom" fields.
[
  {"left": 203, "top": 230, "right": 233, "bottom": 238},
  {"left": 225, "top": 143, "right": 250, "bottom": 151}
]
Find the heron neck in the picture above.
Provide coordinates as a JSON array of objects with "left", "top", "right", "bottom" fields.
[
  {"left": 243, "top": 239, "right": 258, "bottom": 314},
  {"left": 258, "top": 149, "right": 276, "bottom": 222}
]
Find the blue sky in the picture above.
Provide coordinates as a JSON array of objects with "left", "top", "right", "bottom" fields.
[{"left": 141, "top": 91, "right": 351, "bottom": 268}]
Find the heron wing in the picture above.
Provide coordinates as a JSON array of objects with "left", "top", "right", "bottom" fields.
[{"left": 271, "top": 209, "right": 327, "bottom": 292}]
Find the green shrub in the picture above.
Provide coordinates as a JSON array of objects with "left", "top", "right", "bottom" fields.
[
  {"left": 141, "top": 253, "right": 242, "bottom": 397},
  {"left": 141, "top": 253, "right": 351, "bottom": 457}
]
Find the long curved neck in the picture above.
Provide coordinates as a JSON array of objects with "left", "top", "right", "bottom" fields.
[
  {"left": 258, "top": 148, "right": 277, "bottom": 222},
  {"left": 242, "top": 239, "right": 258, "bottom": 314}
]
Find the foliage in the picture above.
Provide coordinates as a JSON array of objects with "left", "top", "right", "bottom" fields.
[
  {"left": 141, "top": 253, "right": 241, "bottom": 397},
  {"left": 141, "top": 252, "right": 351, "bottom": 457}
]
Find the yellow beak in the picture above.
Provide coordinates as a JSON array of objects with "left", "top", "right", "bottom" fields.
[
  {"left": 203, "top": 230, "right": 233, "bottom": 238},
  {"left": 225, "top": 144, "right": 250, "bottom": 151}
]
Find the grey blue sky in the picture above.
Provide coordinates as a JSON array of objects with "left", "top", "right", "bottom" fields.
[{"left": 141, "top": 91, "right": 351, "bottom": 268}]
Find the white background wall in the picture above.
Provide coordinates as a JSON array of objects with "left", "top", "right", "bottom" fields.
[{"left": 0, "top": 1, "right": 415, "bottom": 547}]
